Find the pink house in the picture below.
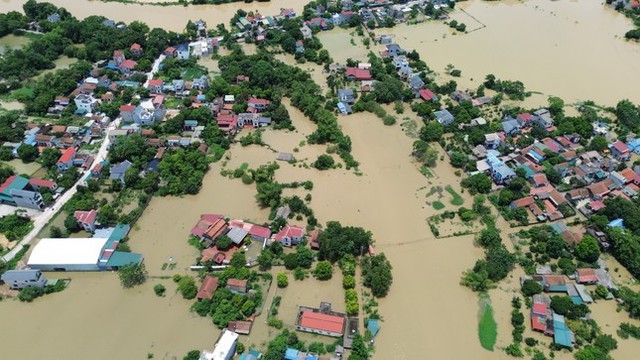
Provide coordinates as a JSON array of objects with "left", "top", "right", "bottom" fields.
[
  {"left": 345, "top": 67, "right": 372, "bottom": 81},
  {"left": 147, "top": 79, "right": 163, "bottom": 94},
  {"left": 274, "top": 225, "right": 305, "bottom": 247},
  {"left": 74, "top": 209, "right": 97, "bottom": 232}
]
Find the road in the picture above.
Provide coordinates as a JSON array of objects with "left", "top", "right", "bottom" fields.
[
  {"left": 1, "top": 52, "right": 165, "bottom": 264},
  {"left": 1, "top": 119, "right": 120, "bottom": 264}
]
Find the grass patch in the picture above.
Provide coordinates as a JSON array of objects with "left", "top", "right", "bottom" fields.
[
  {"left": 478, "top": 298, "right": 497, "bottom": 351},
  {"left": 419, "top": 165, "right": 434, "bottom": 178},
  {"left": 445, "top": 185, "right": 464, "bottom": 206},
  {"left": 432, "top": 201, "right": 445, "bottom": 210},
  {"left": 181, "top": 67, "right": 205, "bottom": 80}
]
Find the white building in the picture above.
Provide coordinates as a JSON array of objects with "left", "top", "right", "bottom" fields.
[
  {"left": 1, "top": 269, "right": 48, "bottom": 289},
  {"left": 200, "top": 329, "right": 238, "bottom": 360},
  {"left": 27, "top": 238, "right": 109, "bottom": 271},
  {"left": 74, "top": 94, "right": 99, "bottom": 114}
]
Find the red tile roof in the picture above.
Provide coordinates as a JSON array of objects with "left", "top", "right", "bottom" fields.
[
  {"left": 148, "top": 79, "right": 163, "bottom": 87},
  {"left": 419, "top": 88, "right": 437, "bottom": 101},
  {"left": 248, "top": 97, "right": 270, "bottom": 105},
  {"left": 57, "top": 148, "right": 76, "bottom": 164},
  {"left": 249, "top": 225, "right": 271, "bottom": 239},
  {"left": 130, "top": 43, "right": 142, "bottom": 51},
  {"left": 589, "top": 200, "right": 606, "bottom": 211},
  {"left": 197, "top": 275, "right": 219, "bottom": 300},
  {"left": 612, "top": 141, "right": 629, "bottom": 154},
  {"left": 120, "top": 59, "right": 137, "bottom": 70},
  {"left": 74, "top": 209, "right": 97, "bottom": 225},
  {"left": 532, "top": 303, "right": 547, "bottom": 315},
  {"left": 345, "top": 67, "right": 372, "bottom": 81},
  {"left": 531, "top": 315, "right": 547, "bottom": 332},
  {"left": 29, "top": 178, "right": 56, "bottom": 188},
  {"left": 120, "top": 105, "right": 135, "bottom": 112},
  {"left": 619, "top": 168, "right": 636, "bottom": 183},
  {"left": 512, "top": 196, "right": 534, "bottom": 208},
  {"left": 298, "top": 311, "right": 345, "bottom": 334},
  {"left": 517, "top": 113, "right": 533, "bottom": 122},
  {"left": 576, "top": 268, "right": 598, "bottom": 283},
  {"left": 275, "top": 225, "right": 305, "bottom": 242},
  {"left": 0, "top": 176, "right": 17, "bottom": 194},
  {"left": 227, "top": 278, "right": 248, "bottom": 291},
  {"left": 531, "top": 173, "right": 548, "bottom": 187}
]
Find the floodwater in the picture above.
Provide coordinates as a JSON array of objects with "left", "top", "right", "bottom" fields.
[
  {"left": 0, "top": 34, "right": 30, "bottom": 55},
  {"left": 2, "top": 0, "right": 310, "bottom": 32},
  {"left": 589, "top": 300, "right": 640, "bottom": 360},
  {"left": 383, "top": 0, "right": 640, "bottom": 106},
  {"left": 317, "top": 27, "right": 371, "bottom": 65},
  {"left": 36, "top": 55, "right": 77, "bottom": 78},
  {"left": 0, "top": 273, "right": 215, "bottom": 360}
]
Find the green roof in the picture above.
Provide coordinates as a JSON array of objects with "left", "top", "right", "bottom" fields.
[
  {"left": 0, "top": 176, "right": 29, "bottom": 202},
  {"left": 106, "top": 251, "right": 143, "bottom": 267},
  {"left": 110, "top": 224, "right": 130, "bottom": 242}
]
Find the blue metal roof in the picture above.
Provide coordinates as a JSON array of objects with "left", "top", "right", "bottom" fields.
[
  {"left": 608, "top": 218, "right": 624, "bottom": 228},
  {"left": 285, "top": 348, "right": 299, "bottom": 360},
  {"left": 367, "top": 318, "right": 380, "bottom": 336}
]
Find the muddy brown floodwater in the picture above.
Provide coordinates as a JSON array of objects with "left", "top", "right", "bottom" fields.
[
  {"left": 383, "top": 0, "right": 640, "bottom": 106},
  {"left": 2, "top": 0, "right": 311, "bottom": 32}
]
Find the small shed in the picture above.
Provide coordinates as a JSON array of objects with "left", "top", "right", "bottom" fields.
[
  {"left": 367, "top": 318, "right": 380, "bottom": 337},
  {"left": 277, "top": 152, "right": 294, "bottom": 162}
]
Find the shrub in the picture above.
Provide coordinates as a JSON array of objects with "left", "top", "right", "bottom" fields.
[
  {"left": 314, "top": 261, "right": 333, "bottom": 280},
  {"left": 154, "top": 284, "right": 166, "bottom": 297},
  {"left": 277, "top": 273, "right": 288, "bottom": 288},
  {"left": 343, "top": 275, "right": 356, "bottom": 289},
  {"left": 178, "top": 276, "right": 198, "bottom": 299}
]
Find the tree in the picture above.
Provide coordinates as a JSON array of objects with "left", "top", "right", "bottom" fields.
[
  {"left": 277, "top": 273, "right": 288, "bottom": 288},
  {"left": 590, "top": 135, "right": 608, "bottom": 151},
  {"left": 18, "top": 286, "right": 44, "bottom": 302},
  {"left": 118, "top": 263, "right": 147, "bottom": 288},
  {"left": 461, "top": 173, "right": 493, "bottom": 194},
  {"left": 17, "top": 144, "right": 39, "bottom": 162},
  {"left": 343, "top": 275, "right": 356, "bottom": 289},
  {"left": 484, "top": 244, "right": 515, "bottom": 282},
  {"left": 476, "top": 228, "right": 502, "bottom": 248},
  {"left": 215, "top": 235, "right": 233, "bottom": 251},
  {"left": 313, "top": 154, "right": 335, "bottom": 170},
  {"left": 178, "top": 276, "right": 197, "bottom": 299},
  {"left": 594, "top": 334, "right": 617, "bottom": 353},
  {"left": 257, "top": 250, "right": 273, "bottom": 270},
  {"left": 154, "top": 284, "right": 166, "bottom": 297},
  {"left": 348, "top": 334, "right": 369, "bottom": 360},
  {"left": 450, "top": 151, "right": 467, "bottom": 168},
  {"left": 64, "top": 214, "right": 80, "bottom": 233},
  {"left": 574, "top": 346, "right": 613, "bottom": 360},
  {"left": 318, "top": 221, "right": 372, "bottom": 263},
  {"left": 361, "top": 254, "right": 393, "bottom": 297},
  {"left": 283, "top": 253, "right": 299, "bottom": 270},
  {"left": 39, "top": 147, "right": 61, "bottom": 168},
  {"left": 230, "top": 252, "right": 246, "bottom": 269},
  {"left": 49, "top": 226, "right": 64, "bottom": 238},
  {"left": 522, "top": 279, "right": 543, "bottom": 296},
  {"left": 574, "top": 235, "right": 601, "bottom": 263},
  {"left": 314, "top": 261, "right": 333, "bottom": 280},
  {"left": 419, "top": 121, "right": 444, "bottom": 142}
]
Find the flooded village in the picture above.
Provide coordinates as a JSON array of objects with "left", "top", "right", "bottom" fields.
[{"left": 1, "top": 1, "right": 640, "bottom": 360}]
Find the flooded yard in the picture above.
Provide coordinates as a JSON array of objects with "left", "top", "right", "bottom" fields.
[
  {"left": 0, "top": 34, "right": 30, "bottom": 55},
  {"left": 1, "top": 159, "right": 43, "bottom": 176}
]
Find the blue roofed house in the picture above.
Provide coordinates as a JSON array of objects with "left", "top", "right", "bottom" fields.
[
  {"left": 176, "top": 44, "right": 189, "bottom": 60},
  {"left": 628, "top": 138, "right": 640, "bottom": 154},
  {"left": 552, "top": 313, "right": 574, "bottom": 348},
  {"left": 434, "top": 109, "right": 454, "bottom": 126},
  {"left": 337, "top": 102, "right": 352, "bottom": 115},
  {"left": 295, "top": 40, "right": 305, "bottom": 53},
  {"left": 285, "top": 348, "right": 299, "bottom": 360},
  {"left": 337, "top": 89, "right": 355, "bottom": 104},
  {"left": 487, "top": 154, "right": 516, "bottom": 185},
  {"left": 109, "top": 160, "right": 132, "bottom": 184},
  {"left": 608, "top": 218, "right": 624, "bottom": 229}
]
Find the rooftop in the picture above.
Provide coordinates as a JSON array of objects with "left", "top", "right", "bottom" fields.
[{"left": 298, "top": 310, "right": 345, "bottom": 334}]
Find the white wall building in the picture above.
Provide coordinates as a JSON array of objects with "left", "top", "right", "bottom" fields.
[
  {"left": 74, "top": 94, "right": 99, "bottom": 114},
  {"left": 27, "top": 238, "right": 109, "bottom": 271},
  {"left": 200, "top": 329, "right": 238, "bottom": 360}
]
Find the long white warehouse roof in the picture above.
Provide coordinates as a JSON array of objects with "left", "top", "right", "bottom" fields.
[{"left": 27, "top": 238, "right": 108, "bottom": 266}]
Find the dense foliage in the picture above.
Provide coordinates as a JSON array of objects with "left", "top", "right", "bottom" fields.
[
  {"left": 361, "top": 254, "right": 393, "bottom": 297},
  {"left": 118, "top": 263, "right": 147, "bottom": 288},
  {"left": 317, "top": 221, "right": 372, "bottom": 262}
]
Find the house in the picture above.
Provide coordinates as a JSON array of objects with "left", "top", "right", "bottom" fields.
[
  {"left": 164, "top": 46, "right": 176, "bottom": 57},
  {"left": 249, "top": 225, "right": 271, "bottom": 242},
  {"left": 227, "top": 320, "right": 253, "bottom": 336},
  {"left": 119, "top": 59, "right": 137, "bottom": 74},
  {"left": 280, "top": 8, "right": 296, "bottom": 18},
  {"left": 408, "top": 74, "right": 425, "bottom": 93},
  {"left": 484, "top": 133, "right": 501, "bottom": 149},
  {"left": 184, "top": 120, "right": 198, "bottom": 131},
  {"left": 306, "top": 17, "right": 329, "bottom": 30},
  {"left": 502, "top": 119, "right": 521, "bottom": 135},
  {"left": 74, "top": 94, "right": 99, "bottom": 115},
  {"left": 1, "top": 269, "right": 48, "bottom": 290},
  {"left": 47, "top": 13, "right": 61, "bottom": 23},
  {"left": 176, "top": 44, "right": 189, "bottom": 60},
  {"left": 434, "top": 109, "right": 454, "bottom": 126},
  {"left": 191, "top": 214, "right": 224, "bottom": 238},
  {"left": 247, "top": 97, "right": 271, "bottom": 112},
  {"left": 530, "top": 173, "right": 549, "bottom": 188},
  {"left": 295, "top": 303, "right": 346, "bottom": 337},
  {"left": 450, "top": 91, "right": 472, "bottom": 103},
  {"left": 109, "top": 160, "right": 133, "bottom": 184},
  {"left": 295, "top": 40, "right": 305, "bottom": 53},
  {"left": 517, "top": 113, "right": 534, "bottom": 127},
  {"left": 147, "top": 79, "right": 163, "bottom": 94},
  {"left": 553, "top": 313, "right": 574, "bottom": 348},
  {"left": 227, "top": 278, "right": 248, "bottom": 294},
  {"left": 533, "top": 109, "right": 554, "bottom": 128},
  {"left": 345, "top": 67, "right": 372, "bottom": 81},
  {"left": 610, "top": 141, "right": 631, "bottom": 161},
  {"left": 56, "top": 148, "right": 77, "bottom": 171},
  {"left": 419, "top": 88, "right": 438, "bottom": 102},
  {"left": 193, "top": 75, "right": 209, "bottom": 90},
  {"left": 130, "top": 43, "right": 143, "bottom": 57},
  {"left": 309, "top": 228, "right": 322, "bottom": 250},
  {"left": 575, "top": 268, "right": 598, "bottom": 284},
  {"left": 385, "top": 43, "right": 404, "bottom": 58},
  {"left": 28, "top": 178, "right": 58, "bottom": 192},
  {"left": 202, "top": 218, "right": 228, "bottom": 245},
  {"left": 74, "top": 209, "right": 98, "bottom": 232},
  {"left": 392, "top": 55, "right": 410, "bottom": 72},
  {"left": 300, "top": 24, "right": 313, "bottom": 39},
  {"left": 226, "top": 227, "right": 248, "bottom": 246},
  {"left": 586, "top": 180, "right": 612, "bottom": 200},
  {"left": 197, "top": 275, "right": 219, "bottom": 300},
  {"left": 0, "top": 176, "right": 46, "bottom": 210},
  {"left": 133, "top": 103, "right": 165, "bottom": 126},
  {"left": 274, "top": 225, "right": 305, "bottom": 247},
  {"left": 338, "top": 89, "right": 355, "bottom": 104},
  {"left": 543, "top": 275, "right": 567, "bottom": 292}
]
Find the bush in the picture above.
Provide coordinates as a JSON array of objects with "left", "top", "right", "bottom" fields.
[
  {"left": 343, "top": 275, "right": 356, "bottom": 289},
  {"left": 215, "top": 235, "right": 232, "bottom": 251},
  {"left": 18, "top": 286, "right": 44, "bottom": 302},
  {"left": 313, "top": 154, "right": 335, "bottom": 170},
  {"left": 521, "top": 279, "right": 543, "bottom": 296},
  {"left": 153, "top": 284, "right": 166, "bottom": 297},
  {"left": 118, "top": 263, "right": 147, "bottom": 288},
  {"left": 277, "top": 273, "right": 288, "bottom": 288},
  {"left": 314, "top": 261, "right": 333, "bottom": 280},
  {"left": 178, "top": 276, "right": 198, "bottom": 299}
]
